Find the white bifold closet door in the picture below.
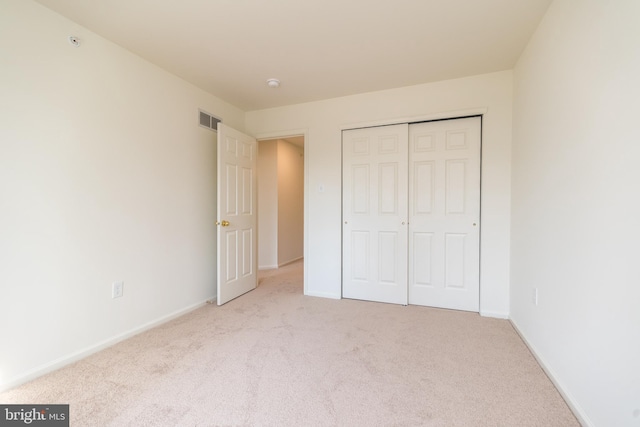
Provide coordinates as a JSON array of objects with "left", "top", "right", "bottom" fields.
[{"left": 342, "top": 117, "right": 480, "bottom": 312}]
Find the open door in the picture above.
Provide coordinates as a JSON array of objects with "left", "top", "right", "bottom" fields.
[{"left": 217, "top": 124, "right": 258, "bottom": 305}]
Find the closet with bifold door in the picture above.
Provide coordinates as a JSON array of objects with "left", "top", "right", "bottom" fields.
[{"left": 342, "top": 116, "right": 481, "bottom": 312}]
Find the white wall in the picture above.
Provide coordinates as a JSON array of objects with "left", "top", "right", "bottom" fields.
[
  {"left": 258, "top": 140, "right": 278, "bottom": 269},
  {"left": 0, "top": 0, "right": 245, "bottom": 390},
  {"left": 510, "top": 0, "right": 640, "bottom": 425},
  {"left": 246, "top": 71, "right": 513, "bottom": 315},
  {"left": 277, "top": 140, "right": 304, "bottom": 266}
]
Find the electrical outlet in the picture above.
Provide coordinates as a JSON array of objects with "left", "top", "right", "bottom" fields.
[
  {"left": 532, "top": 287, "right": 538, "bottom": 306},
  {"left": 112, "top": 281, "right": 124, "bottom": 299}
]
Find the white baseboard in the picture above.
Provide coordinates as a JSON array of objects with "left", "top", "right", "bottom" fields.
[
  {"left": 479, "top": 310, "right": 509, "bottom": 319},
  {"left": 259, "top": 257, "right": 303, "bottom": 271},
  {"left": 509, "top": 319, "right": 592, "bottom": 427},
  {"left": 0, "top": 298, "right": 212, "bottom": 393},
  {"left": 278, "top": 256, "right": 303, "bottom": 267},
  {"left": 305, "top": 290, "right": 341, "bottom": 299}
]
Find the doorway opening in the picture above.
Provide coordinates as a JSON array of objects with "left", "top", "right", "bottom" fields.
[{"left": 257, "top": 136, "right": 305, "bottom": 289}]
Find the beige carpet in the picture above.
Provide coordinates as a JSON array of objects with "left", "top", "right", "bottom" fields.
[{"left": 1, "top": 260, "right": 578, "bottom": 426}]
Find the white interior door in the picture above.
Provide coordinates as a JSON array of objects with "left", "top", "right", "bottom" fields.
[
  {"left": 408, "top": 117, "right": 481, "bottom": 311},
  {"left": 217, "top": 123, "right": 258, "bottom": 305},
  {"left": 342, "top": 124, "right": 408, "bottom": 305}
]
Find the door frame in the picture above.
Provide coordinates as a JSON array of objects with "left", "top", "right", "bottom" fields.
[
  {"left": 340, "top": 108, "right": 487, "bottom": 310},
  {"left": 253, "top": 128, "right": 309, "bottom": 295}
]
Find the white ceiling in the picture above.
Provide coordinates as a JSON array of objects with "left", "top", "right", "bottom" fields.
[{"left": 34, "top": 0, "right": 552, "bottom": 111}]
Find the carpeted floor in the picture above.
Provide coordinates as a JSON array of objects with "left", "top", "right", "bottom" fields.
[{"left": 1, "top": 260, "right": 578, "bottom": 426}]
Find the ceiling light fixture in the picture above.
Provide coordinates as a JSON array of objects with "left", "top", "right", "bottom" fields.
[
  {"left": 266, "top": 78, "right": 280, "bottom": 88},
  {"left": 68, "top": 35, "right": 81, "bottom": 47}
]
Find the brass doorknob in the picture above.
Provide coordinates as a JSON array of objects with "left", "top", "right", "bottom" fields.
[{"left": 216, "top": 220, "right": 230, "bottom": 227}]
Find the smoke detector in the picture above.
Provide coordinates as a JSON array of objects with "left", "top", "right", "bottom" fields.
[{"left": 266, "top": 78, "right": 280, "bottom": 88}]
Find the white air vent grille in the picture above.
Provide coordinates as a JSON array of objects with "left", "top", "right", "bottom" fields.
[{"left": 199, "top": 109, "right": 221, "bottom": 131}]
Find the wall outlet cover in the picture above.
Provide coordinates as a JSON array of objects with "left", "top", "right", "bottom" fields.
[{"left": 112, "top": 281, "right": 124, "bottom": 299}]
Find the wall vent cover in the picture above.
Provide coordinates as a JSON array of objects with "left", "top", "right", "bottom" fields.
[{"left": 199, "top": 109, "right": 221, "bottom": 131}]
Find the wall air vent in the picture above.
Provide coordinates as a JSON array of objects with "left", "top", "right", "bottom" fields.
[{"left": 199, "top": 109, "right": 221, "bottom": 131}]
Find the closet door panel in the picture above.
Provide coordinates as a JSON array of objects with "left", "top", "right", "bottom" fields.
[
  {"left": 342, "top": 124, "right": 408, "bottom": 305},
  {"left": 409, "top": 117, "right": 481, "bottom": 312}
]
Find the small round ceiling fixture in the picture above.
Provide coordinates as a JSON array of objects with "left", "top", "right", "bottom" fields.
[
  {"left": 266, "top": 78, "right": 280, "bottom": 88},
  {"left": 68, "top": 35, "right": 81, "bottom": 47}
]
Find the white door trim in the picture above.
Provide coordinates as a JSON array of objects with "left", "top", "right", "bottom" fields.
[{"left": 338, "top": 107, "right": 488, "bottom": 132}]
